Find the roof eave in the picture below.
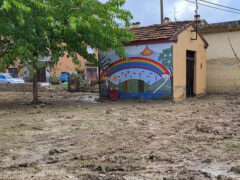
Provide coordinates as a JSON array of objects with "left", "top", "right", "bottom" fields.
[{"left": 125, "top": 38, "right": 176, "bottom": 46}]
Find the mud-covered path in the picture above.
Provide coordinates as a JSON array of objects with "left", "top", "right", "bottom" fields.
[{"left": 0, "top": 91, "right": 240, "bottom": 180}]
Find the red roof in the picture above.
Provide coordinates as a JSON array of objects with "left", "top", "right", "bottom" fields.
[{"left": 129, "top": 21, "right": 193, "bottom": 43}]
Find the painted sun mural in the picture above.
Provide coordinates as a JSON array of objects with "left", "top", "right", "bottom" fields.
[
  {"left": 100, "top": 43, "right": 173, "bottom": 99},
  {"left": 140, "top": 45, "right": 154, "bottom": 56}
]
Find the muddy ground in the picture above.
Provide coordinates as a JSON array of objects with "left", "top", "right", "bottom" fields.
[{"left": 0, "top": 91, "right": 240, "bottom": 180}]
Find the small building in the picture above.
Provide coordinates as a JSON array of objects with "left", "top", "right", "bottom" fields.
[
  {"left": 100, "top": 20, "right": 208, "bottom": 101},
  {"left": 200, "top": 20, "right": 240, "bottom": 93},
  {"left": 51, "top": 46, "right": 98, "bottom": 82}
]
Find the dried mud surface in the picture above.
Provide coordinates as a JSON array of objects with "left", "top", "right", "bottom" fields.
[{"left": 0, "top": 91, "right": 240, "bottom": 180}]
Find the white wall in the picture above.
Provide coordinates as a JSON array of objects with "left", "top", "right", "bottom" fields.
[
  {"left": 203, "top": 31, "right": 240, "bottom": 93},
  {"left": 204, "top": 31, "right": 240, "bottom": 59}
]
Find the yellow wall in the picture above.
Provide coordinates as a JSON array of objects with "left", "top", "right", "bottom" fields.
[
  {"left": 51, "top": 54, "right": 86, "bottom": 77},
  {"left": 51, "top": 49, "right": 98, "bottom": 77},
  {"left": 202, "top": 31, "right": 240, "bottom": 93},
  {"left": 173, "top": 25, "right": 207, "bottom": 101}
]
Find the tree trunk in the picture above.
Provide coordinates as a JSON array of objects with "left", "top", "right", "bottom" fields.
[
  {"left": 32, "top": 71, "right": 39, "bottom": 104},
  {"left": 98, "top": 64, "right": 102, "bottom": 99}
]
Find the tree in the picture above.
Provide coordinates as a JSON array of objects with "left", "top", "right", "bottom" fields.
[
  {"left": 158, "top": 45, "right": 173, "bottom": 75},
  {"left": 97, "top": 53, "right": 112, "bottom": 98},
  {"left": 0, "top": 0, "right": 134, "bottom": 103},
  {"left": 158, "top": 45, "right": 173, "bottom": 95}
]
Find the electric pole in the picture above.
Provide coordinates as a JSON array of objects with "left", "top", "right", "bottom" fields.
[
  {"left": 195, "top": 0, "right": 199, "bottom": 16},
  {"left": 174, "top": 7, "right": 177, "bottom": 21},
  {"left": 161, "top": 0, "right": 164, "bottom": 24}
]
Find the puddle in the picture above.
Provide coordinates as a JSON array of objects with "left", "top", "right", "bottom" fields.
[{"left": 70, "top": 95, "right": 99, "bottom": 104}]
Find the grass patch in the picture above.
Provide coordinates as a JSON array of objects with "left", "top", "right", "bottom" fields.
[
  {"left": 75, "top": 160, "right": 98, "bottom": 168},
  {"left": 76, "top": 160, "right": 91, "bottom": 168},
  {"left": 0, "top": 123, "right": 33, "bottom": 136},
  {"left": 224, "top": 141, "right": 240, "bottom": 152},
  {"left": 51, "top": 83, "right": 68, "bottom": 88},
  {"left": 109, "top": 121, "right": 117, "bottom": 129}
]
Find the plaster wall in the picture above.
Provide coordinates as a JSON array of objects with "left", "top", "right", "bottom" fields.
[
  {"left": 173, "top": 25, "right": 207, "bottom": 101},
  {"left": 52, "top": 50, "right": 98, "bottom": 77},
  {"left": 203, "top": 31, "right": 240, "bottom": 92},
  {"left": 51, "top": 54, "right": 86, "bottom": 77}
]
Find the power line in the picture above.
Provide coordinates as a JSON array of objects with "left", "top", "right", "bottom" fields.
[
  {"left": 185, "top": 0, "right": 240, "bottom": 15},
  {"left": 200, "top": 0, "right": 240, "bottom": 12}
]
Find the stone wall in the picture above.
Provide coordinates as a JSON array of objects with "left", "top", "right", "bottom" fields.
[{"left": 0, "top": 83, "right": 48, "bottom": 92}]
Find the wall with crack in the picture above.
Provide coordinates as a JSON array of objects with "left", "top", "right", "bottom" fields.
[{"left": 203, "top": 31, "right": 240, "bottom": 93}]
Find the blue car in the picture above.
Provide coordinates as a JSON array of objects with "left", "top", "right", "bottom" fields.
[
  {"left": 0, "top": 73, "right": 25, "bottom": 83},
  {"left": 60, "top": 71, "right": 73, "bottom": 83}
]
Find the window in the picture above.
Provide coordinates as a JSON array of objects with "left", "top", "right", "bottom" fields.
[
  {"left": 87, "top": 46, "right": 95, "bottom": 54},
  {"left": 8, "top": 68, "right": 18, "bottom": 78},
  {"left": 4, "top": 74, "right": 13, "bottom": 79}
]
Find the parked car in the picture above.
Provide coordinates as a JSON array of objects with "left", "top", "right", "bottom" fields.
[
  {"left": 0, "top": 73, "right": 25, "bottom": 83},
  {"left": 60, "top": 71, "right": 74, "bottom": 83}
]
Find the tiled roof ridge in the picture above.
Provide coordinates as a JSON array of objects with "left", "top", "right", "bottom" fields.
[
  {"left": 130, "top": 20, "right": 193, "bottom": 30},
  {"left": 128, "top": 21, "right": 194, "bottom": 43}
]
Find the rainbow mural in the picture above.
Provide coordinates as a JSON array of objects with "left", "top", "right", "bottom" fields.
[
  {"left": 100, "top": 44, "right": 173, "bottom": 99},
  {"left": 100, "top": 57, "right": 170, "bottom": 81}
]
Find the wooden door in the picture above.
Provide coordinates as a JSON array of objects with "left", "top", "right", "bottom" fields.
[
  {"left": 86, "top": 68, "right": 97, "bottom": 81},
  {"left": 37, "top": 68, "right": 47, "bottom": 82},
  {"left": 138, "top": 80, "right": 144, "bottom": 93},
  {"left": 8, "top": 68, "right": 18, "bottom": 78},
  {"left": 186, "top": 51, "right": 195, "bottom": 97}
]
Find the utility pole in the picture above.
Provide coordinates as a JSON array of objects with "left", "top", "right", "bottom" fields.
[
  {"left": 174, "top": 7, "right": 177, "bottom": 21},
  {"left": 195, "top": 0, "right": 199, "bottom": 16},
  {"left": 160, "top": 0, "right": 164, "bottom": 24}
]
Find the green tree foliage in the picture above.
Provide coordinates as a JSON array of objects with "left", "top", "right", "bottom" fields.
[
  {"left": 158, "top": 45, "right": 173, "bottom": 74},
  {"left": 0, "top": 0, "right": 134, "bottom": 103}
]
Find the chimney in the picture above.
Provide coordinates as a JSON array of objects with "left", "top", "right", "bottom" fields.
[
  {"left": 194, "top": 14, "right": 200, "bottom": 22},
  {"left": 132, "top": 22, "right": 141, "bottom": 28},
  {"left": 163, "top": 17, "right": 169, "bottom": 24}
]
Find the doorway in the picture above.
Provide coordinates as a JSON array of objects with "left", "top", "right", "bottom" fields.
[
  {"left": 123, "top": 81, "right": 128, "bottom": 93},
  {"left": 186, "top": 51, "right": 195, "bottom": 97},
  {"left": 8, "top": 68, "right": 18, "bottom": 78},
  {"left": 138, "top": 80, "right": 144, "bottom": 93},
  {"left": 37, "top": 68, "right": 47, "bottom": 82},
  {"left": 86, "top": 68, "right": 97, "bottom": 81}
]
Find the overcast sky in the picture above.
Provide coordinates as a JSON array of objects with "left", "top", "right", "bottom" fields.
[{"left": 99, "top": 0, "right": 240, "bottom": 26}]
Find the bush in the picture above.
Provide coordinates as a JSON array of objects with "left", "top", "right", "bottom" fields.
[
  {"left": 68, "top": 75, "right": 80, "bottom": 92},
  {"left": 49, "top": 76, "right": 60, "bottom": 84}
]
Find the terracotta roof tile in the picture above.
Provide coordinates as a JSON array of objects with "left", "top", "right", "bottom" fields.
[{"left": 129, "top": 21, "right": 193, "bottom": 42}]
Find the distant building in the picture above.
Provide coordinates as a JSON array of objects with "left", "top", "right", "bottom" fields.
[
  {"left": 5, "top": 46, "right": 98, "bottom": 82},
  {"left": 200, "top": 20, "right": 240, "bottom": 93},
  {"left": 100, "top": 20, "right": 208, "bottom": 101}
]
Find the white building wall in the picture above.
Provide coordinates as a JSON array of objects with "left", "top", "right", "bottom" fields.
[{"left": 203, "top": 31, "right": 240, "bottom": 93}]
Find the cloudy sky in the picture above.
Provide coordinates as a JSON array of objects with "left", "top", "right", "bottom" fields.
[{"left": 99, "top": 0, "right": 240, "bottom": 26}]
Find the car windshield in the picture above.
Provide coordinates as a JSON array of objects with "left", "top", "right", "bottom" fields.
[{"left": 4, "top": 74, "right": 13, "bottom": 79}]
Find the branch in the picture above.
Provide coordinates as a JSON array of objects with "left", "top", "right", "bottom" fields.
[{"left": 228, "top": 34, "right": 240, "bottom": 65}]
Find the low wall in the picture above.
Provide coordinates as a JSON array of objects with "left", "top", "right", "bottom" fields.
[{"left": 0, "top": 83, "right": 48, "bottom": 92}]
